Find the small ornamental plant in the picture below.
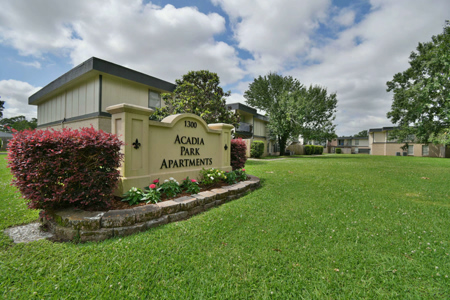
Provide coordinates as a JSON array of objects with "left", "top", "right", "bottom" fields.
[
  {"left": 200, "top": 168, "right": 226, "bottom": 185},
  {"left": 159, "top": 177, "right": 181, "bottom": 198},
  {"left": 122, "top": 187, "right": 146, "bottom": 206},
  {"left": 224, "top": 170, "right": 238, "bottom": 184},
  {"left": 181, "top": 177, "right": 200, "bottom": 194},
  {"left": 143, "top": 184, "right": 161, "bottom": 204},
  {"left": 235, "top": 168, "right": 247, "bottom": 181}
]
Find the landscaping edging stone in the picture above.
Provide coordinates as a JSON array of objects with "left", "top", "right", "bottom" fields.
[{"left": 41, "top": 175, "right": 260, "bottom": 242}]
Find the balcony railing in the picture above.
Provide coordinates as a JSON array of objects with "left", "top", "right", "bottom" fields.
[{"left": 236, "top": 122, "right": 252, "bottom": 133}]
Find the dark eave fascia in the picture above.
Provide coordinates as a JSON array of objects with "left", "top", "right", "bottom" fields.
[
  {"left": 29, "top": 57, "right": 176, "bottom": 105},
  {"left": 227, "top": 102, "right": 257, "bottom": 115},
  {"left": 255, "top": 114, "right": 269, "bottom": 122}
]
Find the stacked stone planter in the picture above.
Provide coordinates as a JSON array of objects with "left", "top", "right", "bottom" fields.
[{"left": 41, "top": 175, "right": 260, "bottom": 242}]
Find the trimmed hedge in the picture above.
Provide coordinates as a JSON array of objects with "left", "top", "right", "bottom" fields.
[
  {"left": 304, "top": 145, "right": 313, "bottom": 155},
  {"left": 231, "top": 138, "right": 247, "bottom": 170},
  {"left": 305, "top": 145, "right": 323, "bottom": 155},
  {"left": 336, "top": 148, "right": 342, "bottom": 154},
  {"left": 314, "top": 145, "right": 324, "bottom": 154},
  {"left": 250, "top": 140, "right": 265, "bottom": 158},
  {"left": 8, "top": 127, "right": 124, "bottom": 210}
]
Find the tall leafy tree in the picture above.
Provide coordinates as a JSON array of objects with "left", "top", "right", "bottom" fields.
[
  {"left": 152, "top": 70, "right": 239, "bottom": 128},
  {"left": 386, "top": 21, "right": 450, "bottom": 145},
  {"left": 244, "top": 73, "right": 337, "bottom": 155},
  {"left": 0, "top": 100, "right": 4, "bottom": 118},
  {"left": 354, "top": 130, "right": 368, "bottom": 137}
]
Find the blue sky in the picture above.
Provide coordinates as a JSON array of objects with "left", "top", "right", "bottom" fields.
[{"left": 0, "top": 0, "right": 448, "bottom": 135}]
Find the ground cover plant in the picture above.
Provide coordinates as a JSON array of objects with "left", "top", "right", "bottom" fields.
[{"left": 1, "top": 155, "right": 450, "bottom": 298}]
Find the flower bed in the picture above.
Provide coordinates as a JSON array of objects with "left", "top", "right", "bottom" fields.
[{"left": 41, "top": 175, "right": 260, "bottom": 242}]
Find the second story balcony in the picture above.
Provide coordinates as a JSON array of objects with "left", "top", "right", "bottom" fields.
[{"left": 236, "top": 122, "right": 252, "bottom": 133}]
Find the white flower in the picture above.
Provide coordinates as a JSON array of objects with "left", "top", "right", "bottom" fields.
[
  {"left": 169, "top": 177, "right": 174, "bottom": 180},
  {"left": 210, "top": 176, "right": 214, "bottom": 180},
  {"left": 164, "top": 179, "right": 168, "bottom": 183}
]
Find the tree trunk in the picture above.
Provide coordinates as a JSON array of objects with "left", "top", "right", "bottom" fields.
[{"left": 278, "top": 136, "right": 287, "bottom": 156}]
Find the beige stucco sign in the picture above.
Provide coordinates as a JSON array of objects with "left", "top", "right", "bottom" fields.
[{"left": 106, "top": 103, "right": 233, "bottom": 195}]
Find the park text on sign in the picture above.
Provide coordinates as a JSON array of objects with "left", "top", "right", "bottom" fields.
[{"left": 160, "top": 121, "right": 213, "bottom": 169}]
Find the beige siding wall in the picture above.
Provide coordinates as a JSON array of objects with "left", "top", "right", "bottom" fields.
[
  {"left": 355, "top": 139, "right": 369, "bottom": 147},
  {"left": 101, "top": 75, "right": 149, "bottom": 111},
  {"left": 373, "top": 132, "right": 386, "bottom": 143},
  {"left": 253, "top": 119, "right": 267, "bottom": 137},
  {"left": 37, "top": 76, "right": 100, "bottom": 125},
  {"left": 37, "top": 116, "right": 111, "bottom": 132}
]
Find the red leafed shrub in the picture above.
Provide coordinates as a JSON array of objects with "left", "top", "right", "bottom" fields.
[
  {"left": 230, "top": 138, "right": 247, "bottom": 170},
  {"left": 7, "top": 127, "right": 124, "bottom": 210}
]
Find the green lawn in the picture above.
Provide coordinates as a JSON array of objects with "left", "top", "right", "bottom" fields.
[{"left": 1, "top": 155, "right": 449, "bottom": 298}]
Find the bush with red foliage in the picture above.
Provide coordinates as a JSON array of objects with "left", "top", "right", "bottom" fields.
[
  {"left": 230, "top": 138, "right": 247, "bottom": 170},
  {"left": 7, "top": 127, "right": 124, "bottom": 210}
]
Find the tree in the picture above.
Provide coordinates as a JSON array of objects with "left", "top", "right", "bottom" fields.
[
  {"left": 244, "top": 73, "right": 337, "bottom": 155},
  {"left": 386, "top": 21, "right": 450, "bottom": 145},
  {"left": 0, "top": 100, "right": 4, "bottom": 118},
  {"left": 0, "top": 116, "right": 37, "bottom": 132},
  {"left": 152, "top": 70, "right": 240, "bottom": 128},
  {"left": 354, "top": 130, "right": 368, "bottom": 137}
]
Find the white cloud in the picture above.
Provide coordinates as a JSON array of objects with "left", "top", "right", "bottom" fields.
[
  {"left": 0, "top": 80, "right": 39, "bottom": 119},
  {"left": 333, "top": 8, "right": 355, "bottom": 27},
  {"left": 0, "top": 0, "right": 245, "bottom": 85},
  {"left": 287, "top": 0, "right": 450, "bottom": 135},
  {"left": 17, "top": 61, "right": 41, "bottom": 69},
  {"left": 213, "top": 0, "right": 330, "bottom": 75}
]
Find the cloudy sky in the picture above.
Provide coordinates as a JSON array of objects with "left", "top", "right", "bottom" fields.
[{"left": 0, "top": 0, "right": 448, "bottom": 136}]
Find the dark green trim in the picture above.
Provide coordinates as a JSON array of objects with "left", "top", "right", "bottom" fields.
[
  {"left": 29, "top": 57, "right": 176, "bottom": 105},
  {"left": 253, "top": 135, "right": 268, "bottom": 138},
  {"left": 37, "top": 112, "right": 111, "bottom": 128},
  {"left": 99, "top": 75, "right": 103, "bottom": 113}
]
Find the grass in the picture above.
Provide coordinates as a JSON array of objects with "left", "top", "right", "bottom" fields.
[{"left": 1, "top": 155, "right": 449, "bottom": 298}]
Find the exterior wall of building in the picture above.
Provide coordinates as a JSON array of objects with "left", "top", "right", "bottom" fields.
[
  {"left": 37, "top": 75, "right": 100, "bottom": 125},
  {"left": 355, "top": 139, "right": 369, "bottom": 147},
  {"left": 253, "top": 118, "right": 266, "bottom": 137},
  {"left": 101, "top": 75, "right": 151, "bottom": 111},
  {"left": 373, "top": 132, "right": 386, "bottom": 143},
  {"left": 38, "top": 116, "right": 111, "bottom": 132}
]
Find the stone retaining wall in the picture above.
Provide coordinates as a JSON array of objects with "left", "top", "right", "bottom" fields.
[{"left": 41, "top": 175, "right": 260, "bottom": 242}]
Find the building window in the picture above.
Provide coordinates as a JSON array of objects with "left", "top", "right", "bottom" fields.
[
  {"left": 408, "top": 145, "right": 414, "bottom": 156},
  {"left": 338, "top": 139, "right": 344, "bottom": 146},
  {"left": 422, "top": 145, "right": 429, "bottom": 156},
  {"left": 355, "top": 139, "right": 359, "bottom": 146},
  {"left": 148, "top": 91, "right": 161, "bottom": 109}
]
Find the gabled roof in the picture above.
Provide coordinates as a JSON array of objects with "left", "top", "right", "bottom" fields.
[{"left": 29, "top": 57, "right": 176, "bottom": 105}]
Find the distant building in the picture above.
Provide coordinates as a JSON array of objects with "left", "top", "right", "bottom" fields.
[
  {"left": 227, "top": 103, "right": 274, "bottom": 156},
  {"left": 0, "top": 131, "right": 13, "bottom": 151},
  {"left": 330, "top": 136, "right": 370, "bottom": 154},
  {"left": 368, "top": 127, "right": 449, "bottom": 157},
  {"left": 29, "top": 57, "right": 176, "bottom": 132}
]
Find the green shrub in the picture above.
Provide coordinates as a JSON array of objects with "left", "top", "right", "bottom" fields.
[
  {"left": 304, "top": 145, "right": 313, "bottom": 155},
  {"left": 314, "top": 145, "right": 323, "bottom": 154},
  {"left": 336, "top": 148, "right": 342, "bottom": 154},
  {"left": 250, "top": 140, "right": 265, "bottom": 158}
]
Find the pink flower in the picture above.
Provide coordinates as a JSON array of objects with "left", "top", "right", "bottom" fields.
[
  {"left": 153, "top": 179, "right": 159, "bottom": 184},
  {"left": 242, "top": 169, "right": 246, "bottom": 172},
  {"left": 191, "top": 179, "right": 197, "bottom": 183},
  {"left": 149, "top": 184, "right": 157, "bottom": 189}
]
